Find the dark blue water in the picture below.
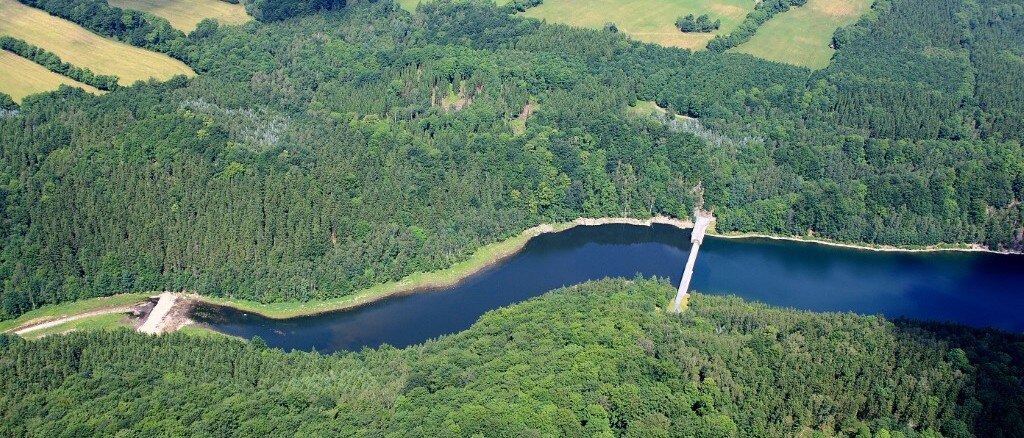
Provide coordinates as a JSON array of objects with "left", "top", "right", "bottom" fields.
[{"left": 191, "top": 224, "right": 1024, "bottom": 352}]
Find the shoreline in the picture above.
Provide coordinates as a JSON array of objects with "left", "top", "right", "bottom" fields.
[
  {"left": 194, "top": 215, "right": 1021, "bottom": 321},
  {"left": 709, "top": 231, "right": 1022, "bottom": 255},
  {"left": 8, "top": 215, "right": 1018, "bottom": 333},
  {"left": 194, "top": 216, "right": 695, "bottom": 320}
]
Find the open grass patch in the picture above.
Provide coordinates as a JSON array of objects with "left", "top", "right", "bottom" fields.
[
  {"left": 522, "top": 0, "right": 754, "bottom": 50},
  {"left": 20, "top": 313, "right": 131, "bottom": 340},
  {"left": 730, "top": 0, "right": 872, "bottom": 68},
  {"left": 108, "top": 0, "right": 251, "bottom": 31},
  {"left": 177, "top": 324, "right": 244, "bottom": 340},
  {"left": 0, "top": 0, "right": 194, "bottom": 84},
  {"left": 0, "top": 293, "right": 149, "bottom": 333},
  {"left": 0, "top": 49, "right": 102, "bottom": 101}
]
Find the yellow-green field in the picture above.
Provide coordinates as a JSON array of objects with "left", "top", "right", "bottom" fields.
[
  {"left": 108, "top": 0, "right": 251, "bottom": 31},
  {"left": 396, "top": 0, "right": 423, "bottom": 11},
  {"left": 0, "top": 0, "right": 195, "bottom": 85},
  {"left": 522, "top": 0, "right": 754, "bottom": 50},
  {"left": 0, "top": 293, "right": 149, "bottom": 333},
  {"left": 19, "top": 313, "right": 131, "bottom": 340},
  {"left": 731, "top": 0, "right": 873, "bottom": 68},
  {"left": 0, "top": 49, "right": 103, "bottom": 102}
]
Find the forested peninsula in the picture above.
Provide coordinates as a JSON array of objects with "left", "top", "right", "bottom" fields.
[{"left": 2, "top": 279, "right": 1023, "bottom": 436}]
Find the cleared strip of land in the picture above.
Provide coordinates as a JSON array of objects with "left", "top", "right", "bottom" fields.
[
  {"left": 731, "top": 0, "right": 872, "bottom": 68},
  {"left": 522, "top": 0, "right": 754, "bottom": 50},
  {"left": 13, "top": 306, "right": 134, "bottom": 336},
  {"left": 108, "top": 0, "right": 251, "bottom": 31},
  {"left": 0, "top": 0, "right": 194, "bottom": 84},
  {"left": 0, "top": 49, "right": 102, "bottom": 101},
  {"left": 0, "top": 293, "right": 149, "bottom": 333}
]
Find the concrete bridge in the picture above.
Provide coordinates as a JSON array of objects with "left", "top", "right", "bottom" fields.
[{"left": 672, "top": 210, "right": 714, "bottom": 313}]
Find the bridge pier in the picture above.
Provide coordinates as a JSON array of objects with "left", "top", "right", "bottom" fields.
[{"left": 673, "top": 210, "right": 713, "bottom": 313}]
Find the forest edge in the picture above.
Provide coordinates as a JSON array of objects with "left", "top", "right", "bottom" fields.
[{"left": 4, "top": 215, "right": 1020, "bottom": 336}]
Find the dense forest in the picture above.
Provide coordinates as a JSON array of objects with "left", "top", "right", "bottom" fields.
[
  {"left": 0, "top": 0, "right": 1022, "bottom": 320},
  {"left": 1, "top": 279, "right": 1022, "bottom": 436}
]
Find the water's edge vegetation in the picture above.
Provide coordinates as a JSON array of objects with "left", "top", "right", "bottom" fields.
[
  {"left": 195, "top": 215, "right": 1020, "bottom": 322},
  {"left": 195, "top": 216, "right": 691, "bottom": 319},
  {"left": 6, "top": 214, "right": 1019, "bottom": 334},
  {"left": 3, "top": 278, "right": 1022, "bottom": 436}
]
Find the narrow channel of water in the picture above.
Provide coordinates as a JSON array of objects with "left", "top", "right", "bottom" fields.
[{"left": 191, "top": 224, "right": 1024, "bottom": 352}]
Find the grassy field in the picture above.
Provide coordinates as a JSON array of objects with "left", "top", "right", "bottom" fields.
[
  {"left": 0, "top": 0, "right": 195, "bottom": 84},
  {"left": 396, "top": 0, "right": 423, "bottom": 11},
  {"left": 731, "top": 0, "right": 873, "bottom": 68},
  {"left": 177, "top": 324, "right": 244, "bottom": 340},
  {"left": 628, "top": 100, "right": 668, "bottom": 118},
  {"left": 0, "top": 293, "right": 150, "bottom": 333},
  {"left": 522, "top": 0, "right": 754, "bottom": 50},
  {"left": 108, "top": 0, "right": 251, "bottom": 31},
  {"left": 0, "top": 49, "right": 103, "bottom": 102},
  {"left": 19, "top": 313, "right": 131, "bottom": 340}
]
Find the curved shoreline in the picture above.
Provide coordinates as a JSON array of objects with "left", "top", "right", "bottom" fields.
[
  {"left": 195, "top": 215, "right": 1020, "bottom": 322},
  {"left": 10, "top": 216, "right": 1016, "bottom": 333},
  {"left": 194, "top": 216, "right": 695, "bottom": 320}
]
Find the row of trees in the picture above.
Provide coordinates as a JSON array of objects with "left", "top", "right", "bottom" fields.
[
  {"left": 0, "top": 36, "right": 119, "bottom": 90},
  {"left": 240, "top": 0, "right": 351, "bottom": 21},
  {"left": 1, "top": 279, "right": 1021, "bottom": 436},
  {"left": 706, "top": 0, "right": 808, "bottom": 51},
  {"left": 14, "top": 0, "right": 193, "bottom": 60},
  {"left": 676, "top": 14, "right": 720, "bottom": 33}
]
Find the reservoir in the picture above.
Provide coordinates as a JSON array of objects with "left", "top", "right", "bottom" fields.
[{"left": 191, "top": 224, "right": 1024, "bottom": 352}]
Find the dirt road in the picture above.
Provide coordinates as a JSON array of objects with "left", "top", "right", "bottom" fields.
[{"left": 13, "top": 306, "right": 136, "bottom": 335}]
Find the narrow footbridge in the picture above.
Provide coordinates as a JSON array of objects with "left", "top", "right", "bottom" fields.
[{"left": 672, "top": 210, "right": 714, "bottom": 313}]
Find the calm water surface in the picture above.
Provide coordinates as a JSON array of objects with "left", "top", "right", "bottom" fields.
[{"left": 191, "top": 224, "right": 1024, "bottom": 352}]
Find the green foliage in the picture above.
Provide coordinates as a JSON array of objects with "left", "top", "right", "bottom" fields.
[
  {"left": 506, "top": 0, "right": 543, "bottom": 13},
  {"left": 706, "top": 0, "right": 807, "bottom": 51},
  {"left": 0, "top": 279, "right": 1021, "bottom": 436},
  {"left": 0, "top": 36, "right": 120, "bottom": 90},
  {"left": 0, "top": 92, "right": 15, "bottom": 110},
  {"left": 14, "top": 0, "right": 193, "bottom": 61},
  {"left": 241, "top": 0, "right": 350, "bottom": 21},
  {"left": 676, "top": 14, "right": 720, "bottom": 33},
  {"left": 0, "top": 0, "right": 1022, "bottom": 321}
]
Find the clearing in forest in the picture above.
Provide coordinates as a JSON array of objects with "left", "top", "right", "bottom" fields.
[
  {"left": 0, "top": 0, "right": 194, "bottom": 85},
  {"left": 108, "top": 0, "right": 252, "bottom": 32},
  {"left": 731, "top": 0, "right": 873, "bottom": 69},
  {"left": 521, "top": 0, "right": 754, "bottom": 50},
  {"left": 0, "top": 50, "right": 102, "bottom": 101}
]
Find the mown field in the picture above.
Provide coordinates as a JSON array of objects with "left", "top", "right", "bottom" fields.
[
  {"left": 0, "top": 0, "right": 194, "bottom": 84},
  {"left": 521, "top": 0, "right": 753, "bottom": 50},
  {"left": 108, "top": 0, "right": 252, "bottom": 31},
  {"left": 731, "top": 0, "right": 873, "bottom": 68},
  {"left": 0, "top": 49, "right": 102, "bottom": 101}
]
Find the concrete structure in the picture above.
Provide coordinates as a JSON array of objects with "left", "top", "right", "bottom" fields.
[
  {"left": 672, "top": 210, "right": 714, "bottom": 313},
  {"left": 138, "top": 292, "right": 177, "bottom": 334}
]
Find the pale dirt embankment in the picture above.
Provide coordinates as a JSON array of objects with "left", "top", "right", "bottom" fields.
[
  {"left": 572, "top": 215, "right": 694, "bottom": 229},
  {"left": 138, "top": 292, "right": 195, "bottom": 334}
]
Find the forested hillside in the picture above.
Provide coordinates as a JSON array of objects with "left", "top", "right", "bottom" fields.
[
  {"left": 1, "top": 0, "right": 1023, "bottom": 319},
  {"left": 1, "top": 279, "right": 1021, "bottom": 436}
]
